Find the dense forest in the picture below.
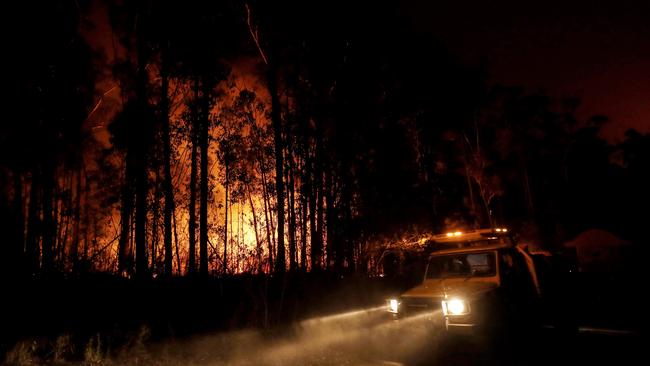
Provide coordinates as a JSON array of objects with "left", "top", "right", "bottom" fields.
[{"left": 2, "top": 0, "right": 649, "bottom": 280}]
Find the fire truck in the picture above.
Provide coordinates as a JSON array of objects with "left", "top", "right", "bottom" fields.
[{"left": 385, "top": 228, "right": 576, "bottom": 336}]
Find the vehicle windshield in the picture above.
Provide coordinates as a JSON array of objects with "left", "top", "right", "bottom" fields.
[{"left": 426, "top": 252, "right": 497, "bottom": 279}]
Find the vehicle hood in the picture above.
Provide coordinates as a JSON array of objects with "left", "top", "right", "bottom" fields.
[{"left": 401, "top": 278, "right": 498, "bottom": 300}]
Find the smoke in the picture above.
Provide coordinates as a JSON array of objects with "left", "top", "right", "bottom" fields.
[
  {"left": 111, "top": 306, "right": 441, "bottom": 365},
  {"left": 3, "top": 304, "right": 448, "bottom": 365}
]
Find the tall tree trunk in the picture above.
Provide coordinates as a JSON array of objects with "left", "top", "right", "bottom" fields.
[
  {"left": 316, "top": 179, "right": 324, "bottom": 266},
  {"left": 247, "top": 183, "right": 262, "bottom": 273},
  {"left": 26, "top": 167, "right": 42, "bottom": 275},
  {"left": 344, "top": 205, "right": 355, "bottom": 271},
  {"left": 307, "top": 151, "right": 318, "bottom": 271},
  {"left": 82, "top": 165, "right": 90, "bottom": 263},
  {"left": 268, "top": 66, "right": 285, "bottom": 273},
  {"left": 229, "top": 194, "right": 234, "bottom": 272},
  {"left": 231, "top": 201, "right": 244, "bottom": 272},
  {"left": 223, "top": 158, "right": 229, "bottom": 274},
  {"left": 41, "top": 162, "right": 55, "bottom": 275},
  {"left": 314, "top": 132, "right": 325, "bottom": 270},
  {"left": 340, "top": 163, "right": 354, "bottom": 272},
  {"left": 71, "top": 168, "right": 81, "bottom": 272},
  {"left": 300, "top": 175, "right": 308, "bottom": 271},
  {"left": 172, "top": 205, "right": 181, "bottom": 274},
  {"left": 324, "top": 168, "right": 335, "bottom": 270},
  {"left": 134, "top": 149, "right": 148, "bottom": 278},
  {"left": 287, "top": 141, "right": 297, "bottom": 271},
  {"left": 161, "top": 47, "right": 175, "bottom": 277},
  {"left": 199, "top": 78, "right": 210, "bottom": 277},
  {"left": 134, "top": 7, "right": 149, "bottom": 279},
  {"left": 188, "top": 78, "right": 199, "bottom": 276},
  {"left": 53, "top": 172, "right": 62, "bottom": 265},
  {"left": 151, "top": 176, "right": 159, "bottom": 273},
  {"left": 297, "top": 148, "right": 307, "bottom": 271},
  {"left": 118, "top": 154, "right": 134, "bottom": 276},
  {"left": 260, "top": 167, "right": 273, "bottom": 272}
]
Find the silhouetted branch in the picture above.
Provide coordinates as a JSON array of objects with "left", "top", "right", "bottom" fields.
[{"left": 245, "top": 3, "right": 268, "bottom": 65}]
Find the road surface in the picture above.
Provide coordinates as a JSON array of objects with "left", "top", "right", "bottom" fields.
[{"left": 82, "top": 305, "right": 640, "bottom": 366}]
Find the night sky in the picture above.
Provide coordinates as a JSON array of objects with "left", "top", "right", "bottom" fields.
[
  {"left": 402, "top": 0, "right": 650, "bottom": 140},
  {"left": 83, "top": 0, "right": 650, "bottom": 141}
]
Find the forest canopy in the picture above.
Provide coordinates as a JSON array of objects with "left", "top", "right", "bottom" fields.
[{"left": 1, "top": 0, "right": 648, "bottom": 279}]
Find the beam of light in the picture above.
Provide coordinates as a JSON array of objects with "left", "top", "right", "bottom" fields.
[
  {"left": 95, "top": 306, "right": 446, "bottom": 365},
  {"left": 299, "top": 305, "right": 386, "bottom": 327},
  {"left": 257, "top": 308, "right": 444, "bottom": 365},
  {"left": 577, "top": 326, "right": 637, "bottom": 336}
]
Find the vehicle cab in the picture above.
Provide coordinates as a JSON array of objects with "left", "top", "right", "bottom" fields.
[{"left": 387, "top": 228, "right": 542, "bottom": 335}]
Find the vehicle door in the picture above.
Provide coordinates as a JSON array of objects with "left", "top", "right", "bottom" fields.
[{"left": 499, "top": 249, "right": 538, "bottom": 323}]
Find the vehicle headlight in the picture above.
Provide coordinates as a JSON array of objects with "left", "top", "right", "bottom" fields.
[
  {"left": 442, "top": 299, "right": 470, "bottom": 315},
  {"left": 387, "top": 298, "right": 400, "bottom": 313}
]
